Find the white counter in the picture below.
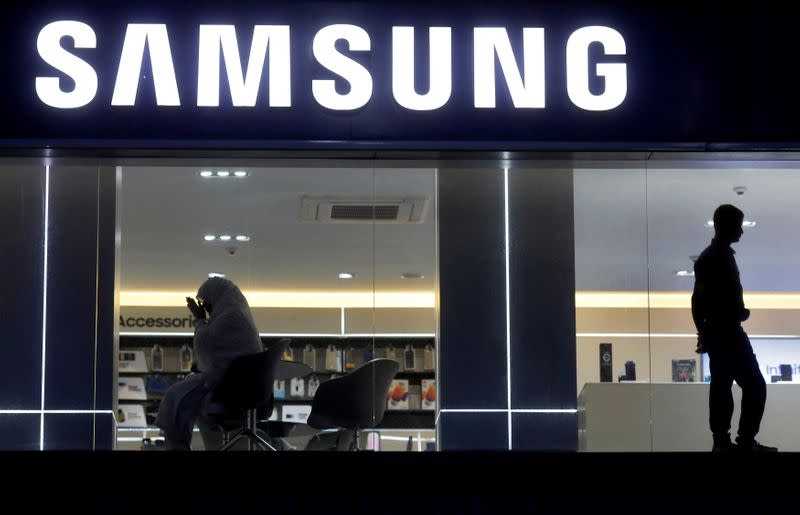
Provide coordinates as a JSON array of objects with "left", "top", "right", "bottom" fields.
[{"left": 578, "top": 382, "right": 800, "bottom": 452}]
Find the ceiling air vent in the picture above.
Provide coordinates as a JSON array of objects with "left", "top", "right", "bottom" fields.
[
  {"left": 330, "top": 204, "right": 400, "bottom": 220},
  {"left": 300, "top": 196, "right": 429, "bottom": 224}
]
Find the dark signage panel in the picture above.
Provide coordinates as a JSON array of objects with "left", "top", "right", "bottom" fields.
[{"left": 1, "top": 1, "right": 798, "bottom": 148}]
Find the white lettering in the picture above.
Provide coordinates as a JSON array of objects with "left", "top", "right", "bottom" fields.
[
  {"left": 35, "top": 21, "right": 628, "bottom": 113},
  {"left": 35, "top": 21, "right": 98, "bottom": 108},
  {"left": 474, "top": 27, "right": 545, "bottom": 108},
  {"left": 112, "top": 24, "right": 180, "bottom": 106},
  {"left": 312, "top": 24, "right": 373, "bottom": 111},
  {"left": 392, "top": 27, "right": 452, "bottom": 111},
  {"left": 566, "top": 26, "right": 627, "bottom": 111},
  {"left": 197, "top": 25, "right": 291, "bottom": 107}
]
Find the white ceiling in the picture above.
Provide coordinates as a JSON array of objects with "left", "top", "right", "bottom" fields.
[
  {"left": 121, "top": 163, "right": 800, "bottom": 294},
  {"left": 120, "top": 165, "right": 436, "bottom": 293},
  {"left": 575, "top": 166, "right": 800, "bottom": 292}
]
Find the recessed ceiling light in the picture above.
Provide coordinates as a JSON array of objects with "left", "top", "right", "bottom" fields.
[
  {"left": 338, "top": 273, "right": 354, "bottom": 280},
  {"left": 706, "top": 220, "right": 756, "bottom": 228},
  {"left": 203, "top": 235, "right": 216, "bottom": 241},
  {"left": 676, "top": 270, "right": 695, "bottom": 277},
  {"left": 234, "top": 171, "right": 248, "bottom": 177},
  {"left": 200, "top": 170, "right": 213, "bottom": 177},
  {"left": 216, "top": 171, "right": 230, "bottom": 177},
  {"left": 219, "top": 235, "right": 232, "bottom": 241},
  {"left": 401, "top": 272, "right": 425, "bottom": 279},
  {"left": 208, "top": 273, "right": 226, "bottom": 278},
  {"left": 235, "top": 235, "right": 250, "bottom": 242}
]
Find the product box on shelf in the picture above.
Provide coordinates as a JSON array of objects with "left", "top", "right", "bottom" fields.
[
  {"left": 672, "top": 359, "right": 697, "bottom": 383},
  {"left": 289, "top": 377, "right": 305, "bottom": 398},
  {"left": 118, "top": 350, "right": 148, "bottom": 373},
  {"left": 387, "top": 379, "right": 409, "bottom": 410},
  {"left": 273, "top": 380, "right": 286, "bottom": 400},
  {"left": 281, "top": 404, "right": 311, "bottom": 424},
  {"left": 421, "top": 379, "right": 436, "bottom": 410},
  {"left": 118, "top": 377, "right": 147, "bottom": 401}
]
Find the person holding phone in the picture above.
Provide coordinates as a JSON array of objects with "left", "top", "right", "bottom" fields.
[{"left": 155, "top": 277, "right": 263, "bottom": 450}]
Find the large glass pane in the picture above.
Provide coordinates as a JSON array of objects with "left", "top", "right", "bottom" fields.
[
  {"left": 574, "top": 162, "right": 651, "bottom": 451},
  {"left": 646, "top": 158, "right": 800, "bottom": 452},
  {"left": 372, "top": 165, "right": 437, "bottom": 451},
  {"left": 118, "top": 163, "right": 376, "bottom": 451}
]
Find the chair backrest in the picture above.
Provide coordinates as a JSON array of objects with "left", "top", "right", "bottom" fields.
[
  {"left": 209, "top": 338, "right": 289, "bottom": 411},
  {"left": 307, "top": 358, "right": 399, "bottom": 430}
]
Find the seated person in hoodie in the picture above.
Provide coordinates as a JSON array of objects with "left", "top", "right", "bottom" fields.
[{"left": 155, "top": 277, "right": 263, "bottom": 450}]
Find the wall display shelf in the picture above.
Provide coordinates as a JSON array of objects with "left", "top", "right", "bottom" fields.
[{"left": 118, "top": 335, "right": 437, "bottom": 437}]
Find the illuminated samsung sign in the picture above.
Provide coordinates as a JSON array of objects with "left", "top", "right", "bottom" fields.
[{"left": 35, "top": 21, "right": 627, "bottom": 112}]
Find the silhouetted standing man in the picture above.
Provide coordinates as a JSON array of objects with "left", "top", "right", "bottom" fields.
[{"left": 692, "top": 204, "right": 776, "bottom": 452}]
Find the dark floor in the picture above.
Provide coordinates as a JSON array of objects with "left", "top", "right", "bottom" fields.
[{"left": 6, "top": 451, "right": 797, "bottom": 514}]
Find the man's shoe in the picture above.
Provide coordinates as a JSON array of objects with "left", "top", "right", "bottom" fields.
[
  {"left": 736, "top": 440, "right": 778, "bottom": 453},
  {"left": 712, "top": 440, "right": 736, "bottom": 453}
]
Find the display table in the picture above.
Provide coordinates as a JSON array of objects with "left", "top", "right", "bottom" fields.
[{"left": 578, "top": 382, "right": 800, "bottom": 452}]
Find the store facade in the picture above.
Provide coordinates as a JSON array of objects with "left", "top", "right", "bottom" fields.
[{"left": 3, "top": 0, "right": 800, "bottom": 451}]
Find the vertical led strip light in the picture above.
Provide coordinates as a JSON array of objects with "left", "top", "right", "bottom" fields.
[
  {"left": 504, "top": 168, "right": 512, "bottom": 449},
  {"left": 40, "top": 165, "right": 50, "bottom": 451}
]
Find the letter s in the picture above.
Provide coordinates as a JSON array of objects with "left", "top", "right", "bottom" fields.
[{"left": 36, "top": 21, "right": 98, "bottom": 108}]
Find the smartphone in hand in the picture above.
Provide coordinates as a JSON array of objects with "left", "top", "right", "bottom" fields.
[{"left": 186, "top": 297, "right": 206, "bottom": 320}]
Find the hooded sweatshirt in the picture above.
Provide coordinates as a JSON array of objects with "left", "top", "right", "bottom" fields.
[{"left": 194, "top": 277, "right": 263, "bottom": 389}]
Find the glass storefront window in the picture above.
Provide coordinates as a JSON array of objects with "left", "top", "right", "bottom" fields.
[
  {"left": 645, "top": 159, "right": 800, "bottom": 452},
  {"left": 573, "top": 162, "right": 650, "bottom": 451},
  {"left": 574, "top": 156, "right": 800, "bottom": 452},
  {"left": 6, "top": 153, "right": 800, "bottom": 453},
  {"left": 117, "top": 162, "right": 437, "bottom": 451}
]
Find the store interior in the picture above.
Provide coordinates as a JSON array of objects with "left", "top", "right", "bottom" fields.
[
  {"left": 116, "top": 164, "right": 437, "bottom": 450},
  {"left": 114, "top": 159, "right": 800, "bottom": 452},
  {"left": 573, "top": 162, "right": 800, "bottom": 451}
]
